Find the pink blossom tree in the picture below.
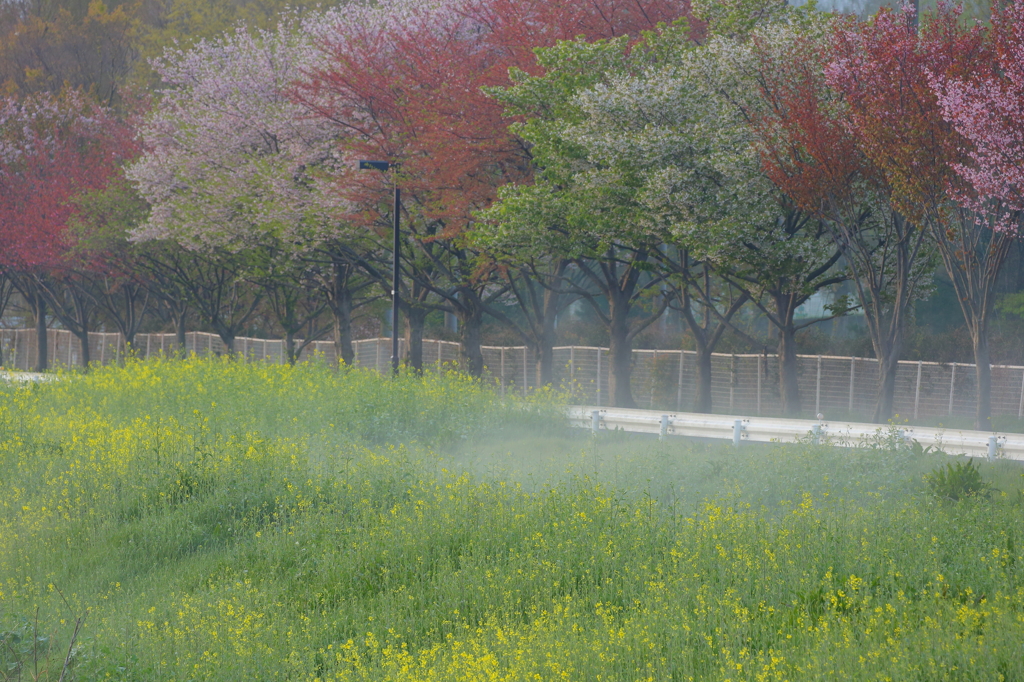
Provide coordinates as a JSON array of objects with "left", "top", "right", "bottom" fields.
[{"left": 931, "top": 0, "right": 1024, "bottom": 217}]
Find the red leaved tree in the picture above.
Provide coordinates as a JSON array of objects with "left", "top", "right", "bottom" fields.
[
  {"left": 296, "top": 0, "right": 696, "bottom": 374},
  {"left": 825, "top": 4, "right": 1010, "bottom": 430},
  {"left": 749, "top": 22, "right": 936, "bottom": 423},
  {"left": 0, "top": 91, "right": 138, "bottom": 369}
]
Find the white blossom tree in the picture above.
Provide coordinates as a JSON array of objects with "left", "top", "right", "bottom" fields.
[
  {"left": 484, "top": 13, "right": 847, "bottom": 414},
  {"left": 129, "top": 21, "right": 372, "bottom": 362}
]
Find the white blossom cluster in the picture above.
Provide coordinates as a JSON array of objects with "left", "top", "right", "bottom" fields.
[{"left": 128, "top": 21, "right": 348, "bottom": 253}]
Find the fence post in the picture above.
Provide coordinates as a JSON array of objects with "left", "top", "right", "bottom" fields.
[
  {"left": 815, "top": 355, "right": 822, "bottom": 415},
  {"left": 849, "top": 357, "right": 856, "bottom": 413},
  {"left": 522, "top": 346, "right": 528, "bottom": 396},
  {"left": 570, "top": 346, "right": 575, "bottom": 384},
  {"left": 100, "top": 333, "right": 106, "bottom": 365},
  {"left": 756, "top": 353, "right": 762, "bottom": 416},
  {"left": 651, "top": 350, "right": 658, "bottom": 408},
  {"left": 950, "top": 363, "right": 957, "bottom": 416},
  {"left": 500, "top": 347, "right": 506, "bottom": 397},
  {"left": 596, "top": 348, "right": 602, "bottom": 407},
  {"left": 1018, "top": 367, "right": 1024, "bottom": 419},
  {"left": 730, "top": 354, "right": 736, "bottom": 411},
  {"left": 677, "top": 351, "right": 685, "bottom": 412},
  {"left": 914, "top": 361, "right": 923, "bottom": 419}
]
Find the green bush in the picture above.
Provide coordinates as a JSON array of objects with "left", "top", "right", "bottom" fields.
[{"left": 924, "top": 458, "right": 991, "bottom": 502}]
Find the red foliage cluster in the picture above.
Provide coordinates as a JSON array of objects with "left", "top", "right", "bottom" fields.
[
  {"left": 751, "top": 5, "right": 990, "bottom": 224},
  {"left": 297, "top": 0, "right": 697, "bottom": 235},
  {"left": 0, "top": 92, "right": 137, "bottom": 275},
  {"left": 824, "top": 5, "right": 989, "bottom": 222},
  {"left": 749, "top": 29, "right": 865, "bottom": 216}
]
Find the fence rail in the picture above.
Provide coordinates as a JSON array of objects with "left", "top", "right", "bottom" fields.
[{"left": 2, "top": 329, "right": 1023, "bottom": 420}]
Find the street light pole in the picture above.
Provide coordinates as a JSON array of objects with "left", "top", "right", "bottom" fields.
[
  {"left": 391, "top": 185, "right": 400, "bottom": 375},
  {"left": 359, "top": 160, "right": 401, "bottom": 375}
]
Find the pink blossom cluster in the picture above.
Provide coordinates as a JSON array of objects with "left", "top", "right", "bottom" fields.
[{"left": 931, "top": 0, "right": 1024, "bottom": 220}]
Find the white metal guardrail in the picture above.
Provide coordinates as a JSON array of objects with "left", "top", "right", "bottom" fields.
[
  {"left": 569, "top": 406, "right": 1024, "bottom": 462},
  {"left": 0, "top": 371, "right": 52, "bottom": 383}
]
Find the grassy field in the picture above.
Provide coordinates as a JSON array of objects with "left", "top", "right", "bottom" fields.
[{"left": 1, "top": 357, "right": 1023, "bottom": 681}]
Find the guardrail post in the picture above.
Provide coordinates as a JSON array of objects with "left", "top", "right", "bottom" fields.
[
  {"left": 988, "top": 435, "right": 997, "bottom": 461},
  {"left": 660, "top": 414, "right": 669, "bottom": 441},
  {"left": 592, "top": 410, "right": 601, "bottom": 435},
  {"left": 811, "top": 423, "right": 821, "bottom": 445},
  {"left": 733, "top": 419, "right": 742, "bottom": 446}
]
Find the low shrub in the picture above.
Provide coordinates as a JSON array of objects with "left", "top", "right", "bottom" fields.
[{"left": 924, "top": 458, "right": 991, "bottom": 502}]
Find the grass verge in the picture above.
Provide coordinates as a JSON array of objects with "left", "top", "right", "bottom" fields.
[{"left": 1, "top": 356, "right": 1022, "bottom": 680}]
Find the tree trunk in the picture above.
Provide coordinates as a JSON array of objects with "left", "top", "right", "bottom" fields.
[
  {"left": 777, "top": 321, "right": 800, "bottom": 416},
  {"left": 403, "top": 306, "right": 428, "bottom": 371},
  {"left": 972, "top": 328, "right": 992, "bottom": 431},
  {"left": 766, "top": 291, "right": 804, "bottom": 416},
  {"left": 926, "top": 210, "right": 1013, "bottom": 434},
  {"left": 536, "top": 341, "right": 554, "bottom": 387},
  {"left": 693, "top": 342, "right": 713, "bottom": 414},
  {"left": 330, "top": 287, "right": 354, "bottom": 366},
  {"left": 871, "top": 332, "right": 902, "bottom": 423},
  {"left": 535, "top": 286, "right": 560, "bottom": 386},
  {"left": 175, "top": 312, "right": 187, "bottom": 353},
  {"left": 74, "top": 330, "right": 90, "bottom": 368},
  {"left": 873, "top": 357, "right": 898, "bottom": 423},
  {"left": 285, "top": 330, "right": 297, "bottom": 365},
  {"left": 326, "top": 258, "right": 356, "bottom": 366},
  {"left": 607, "top": 295, "right": 635, "bottom": 408},
  {"left": 33, "top": 295, "right": 47, "bottom": 372},
  {"left": 457, "top": 300, "right": 485, "bottom": 377}
]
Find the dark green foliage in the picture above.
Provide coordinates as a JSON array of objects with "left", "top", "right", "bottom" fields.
[{"left": 924, "top": 458, "right": 991, "bottom": 502}]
